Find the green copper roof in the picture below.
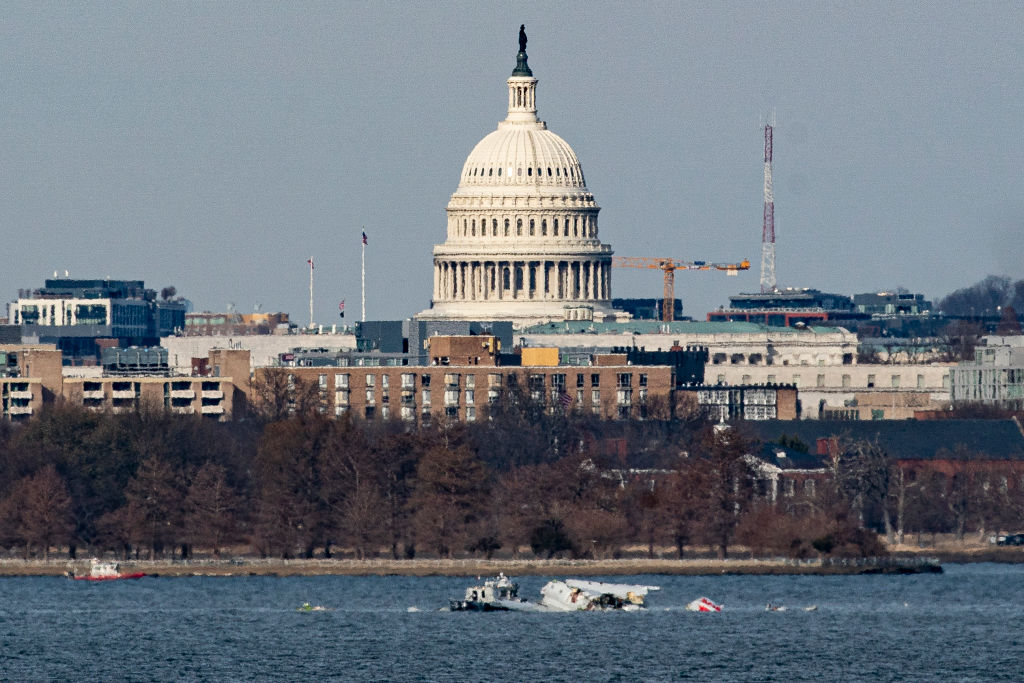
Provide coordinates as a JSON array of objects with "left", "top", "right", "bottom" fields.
[{"left": 512, "top": 51, "right": 532, "bottom": 77}]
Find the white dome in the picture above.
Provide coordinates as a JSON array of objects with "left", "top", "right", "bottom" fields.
[
  {"left": 419, "top": 30, "right": 624, "bottom": 327},
  {"left": 458, "top": 123, "right": 587, "bottom": 190}
]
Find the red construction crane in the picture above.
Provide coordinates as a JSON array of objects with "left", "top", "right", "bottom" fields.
[{"left": 612, "top": 256, "right": 751, "bottom": 322}]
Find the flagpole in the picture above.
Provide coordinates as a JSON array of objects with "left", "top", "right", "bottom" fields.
[
  {"left": 361, "top": 227, "right": 366, "bottom": 322},
  {"left": 308, "top": 257, "right": 314, "bottom": 328}
]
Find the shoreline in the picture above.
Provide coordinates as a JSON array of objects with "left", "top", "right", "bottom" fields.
[{"left": 0, "top": 556, "right": 952, "bottom": 578}]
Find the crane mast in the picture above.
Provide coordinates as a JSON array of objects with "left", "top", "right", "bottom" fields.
[{"left": 612, "top": 257, "right": 750, "bottom": 322}]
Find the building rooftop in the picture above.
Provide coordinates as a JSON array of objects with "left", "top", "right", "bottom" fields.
[{"left": 520, "top": 320, "right": 841, "bottom": 336}]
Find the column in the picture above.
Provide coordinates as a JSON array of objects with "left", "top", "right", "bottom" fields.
[{"left": 540, "top": 260, "right": 548, "bottom": 300}]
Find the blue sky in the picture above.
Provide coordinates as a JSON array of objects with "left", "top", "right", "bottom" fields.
[{"left": 2, "top": 2, "right": 1021, "bottom": 322}]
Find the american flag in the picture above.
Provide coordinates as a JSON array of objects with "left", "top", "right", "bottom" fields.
[
  {"left": 558, "top": 392, "right": 573, "bottom": 407},
  {"left": 361, "top": 231, "right": 368, "bottom": 245},
  {"left": 307, "top": 258, "right": 314, "bottom": 269}
]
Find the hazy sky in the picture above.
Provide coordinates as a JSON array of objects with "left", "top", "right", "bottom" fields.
[{"left": 3, "top": 2, "right": 1022, "bottom": 323}]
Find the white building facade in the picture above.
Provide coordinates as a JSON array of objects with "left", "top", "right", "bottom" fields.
[
  {"left": 418, "top": 30, "right": 619, "bottom": 326},
  {"left": 951, "top": 335, "right": 1024, "bottom": 405}
]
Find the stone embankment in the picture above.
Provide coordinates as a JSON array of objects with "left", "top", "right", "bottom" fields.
[{"left": 0, "top": 556, "right": 942, "bottom": 578}]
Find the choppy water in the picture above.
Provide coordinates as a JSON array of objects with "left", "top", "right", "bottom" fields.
[{"left": 2, "top": 564, "right": 1022, "bottom": 681}]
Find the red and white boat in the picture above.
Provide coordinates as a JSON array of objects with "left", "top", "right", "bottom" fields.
[{"left": 72, "top": 558, "right": 146, "bottom": 581}]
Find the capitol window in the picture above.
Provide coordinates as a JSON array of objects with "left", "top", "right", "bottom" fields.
[
  {"left": 541, "top": 220, "right": 547, "bottom": 236},
  {"left": 517, "top": 219, "right": 522, "bottom": 236},
  {"left": 527, "top": 167, "right": 532, "bottom": 176},
  {"left": 547, "top": 167, "right": 552, "bottom": 176},
  {"left": 529, "top": 219, "right": 535, "bottom": 236},
  {"left": 504, "top": 219, "right": 509, "bottom": 236}
]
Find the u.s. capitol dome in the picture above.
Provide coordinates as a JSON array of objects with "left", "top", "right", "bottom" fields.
[{"left": 419, "top": 28, "right": 621, "bottom": 326}]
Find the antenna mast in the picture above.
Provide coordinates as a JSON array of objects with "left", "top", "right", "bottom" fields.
[{"left": 760, "top": 122, "right": 777, "bottom": 293}]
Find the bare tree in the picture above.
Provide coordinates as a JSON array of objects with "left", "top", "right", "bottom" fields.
[
  {"left": 251, "top": 368, "right": 320, "bottom": 421},
  {"left": 184, "top": 462, "right": 241, "bottom": 556},
  {"left": 409, "top": 443, "right": 488, "bottom": 557},
  {"left": 7, "top": 466, "right": 75, "bottom": 559},
  {"left": 124, "top": 456, "right": 183, "bottom": 559}
]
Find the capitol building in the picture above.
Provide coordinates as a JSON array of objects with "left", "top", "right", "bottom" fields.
[{"left": 418, "top": 29, "right": 624, "bottom": 327}]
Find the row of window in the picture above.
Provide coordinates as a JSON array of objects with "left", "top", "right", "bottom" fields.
[
  {"left": 325, "top": 372, "right": 648, "bottom": 391},
  {"left": 465, "top": 164, "right": 583, "bottom": 184},
  {"left": 452, "top": 215, "right": 596, "bottom": 239},
  {"left": 714, "top": 373, "right": 949, "bottom": 389}
]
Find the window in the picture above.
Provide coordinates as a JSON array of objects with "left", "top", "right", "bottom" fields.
[
  {"left": 444, "top": 388, "right": 459, "bottom": 406},
  {"left": 401, "top": 373, "right": 415, "bottom": 389},
  {"left": 842, "top": 374, "right": 851, "bottom": 388},
  {"left": 422, "top": 389, "right": 431, "bottom": 405},
  {"left": 466, "top": 406, "right": 476, "bottom": 421},
  {"left": 466, "top": 374, "right": 475, "bottom": 388},
  {"left": 616, "top": 373, "right": 631, "bottom": 388},
  {"left": 816, "top": 374, "right": 825, "bottom": 388},
  {"left": 617, "top": 389, "right": 632, "bottom": 405},
  {"left": 591, "top": 373, "right": 600, "bottom": 387},
  {"left": 366, "top": 388, "right": 375, "bottom": 404},
  {"left": 867, "top": 374, "right": 876, "bottom": 388},
  {"left": 639, "top": 373, "right": 648, "bottom": 387},
  {"left": 489, "top": 373, "right": 502, "bottom": 387},
  {"left": 335, "top": 373, "right": 349, "bottom": 389},
  {"left": 381, "top": 405, "right": 390, "bottom": 420},
  {"left": 445, "top": 373, "right": 459, "bottom": 387},
  {"left": 465, "top": 389, "right": 474, "bottom": 404},
  {"left": 917, "top": 374, "right": 924, "bottom": 389},
  {"left": 767, "top": 374, "right": 776, "bottom": 384},
  {"left": 576, "top": 373, "right": 585, "bottom": 388},
  {"left": 381, "top": 375, "right": 389, "bottom": 389},
  {"left": 891, "top": 375, "right": 901, "bottom": 388},
  {"left": 366, "top": 374, "right": 375, "bottom": 387},
  {"left": 551, "top": 374, "right": 566, "bottom": 389},
  {"left": 592, "top": 389, "right": 600, "bottom": 404},
  {"left": 401, "top": 405, "right": 415, "bottom": 421},
  {"left": 318, "top": 374, "right": 328, "bottom": 389},
  {"left": 529, "top": 219, "right": 535, "bottom": 235},
  {"left": 421, "top": 374, "right": 431, "bottom": 387}
]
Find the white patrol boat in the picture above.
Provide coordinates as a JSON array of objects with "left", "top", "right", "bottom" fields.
[{"left": 449, "top": 573, "right": 530, "bottom": 611}]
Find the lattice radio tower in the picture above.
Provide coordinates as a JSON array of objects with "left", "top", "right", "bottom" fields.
[{"left": 760, "top": 122, "right": 777, "bottom": 293}]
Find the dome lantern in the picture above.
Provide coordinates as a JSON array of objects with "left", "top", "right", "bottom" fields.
[{"left": 506, "top": 25, "right": 538, "bottom": 124}]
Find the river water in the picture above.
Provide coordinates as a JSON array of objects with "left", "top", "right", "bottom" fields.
[{"left": 2, "top": 563, "right": 1022, "bottom": 681}]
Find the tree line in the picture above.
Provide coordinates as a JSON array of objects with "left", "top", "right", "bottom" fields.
[{"left": 0, "top": 382, "right": 1021, "bottom": 562}]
